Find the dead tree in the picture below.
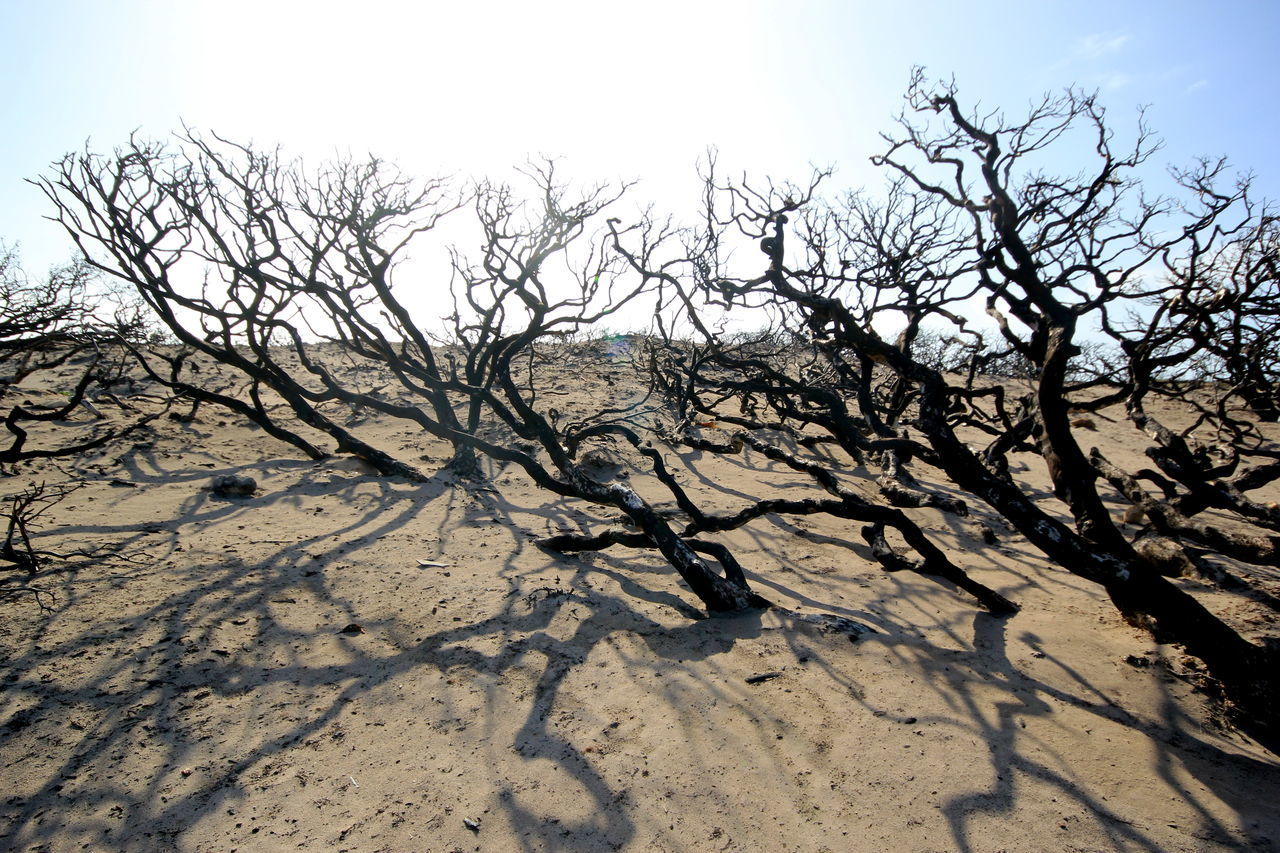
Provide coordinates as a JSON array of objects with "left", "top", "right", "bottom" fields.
[
  {"left": 616, "top": 74, "right": 1277, "bottom": 731},
  {"left": 1102, "top": 202, "right": 1280, "bottom": 538},
  {"left": 870, "top": 77, "right": 1275, "bottom": 728},
  {"left": 0, "top": 482, "right": 82, "bottom": 574},
  {"left": 1153, "top": 204, "right": 1279, "bottom": 423},
  {"left": 41, "top": 138, "right": 773, "bottom": 615},
  {"left": 626, "top": 325, "right": 1015, "bottom": 614},
  {"left": 0, "top": 248, "right": 167, "bottom": 469},
  {"left": 39, "top": 138, "right": 482, "bottom": 480}
]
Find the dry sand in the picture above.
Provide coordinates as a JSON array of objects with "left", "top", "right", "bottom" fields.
[{"left": 2, "top": 352, "right": 1278, "bottom": 852}]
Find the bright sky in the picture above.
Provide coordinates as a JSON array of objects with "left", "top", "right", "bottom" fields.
[{"left": 3, "top": 0, "right": 1278, "bottom": 282}]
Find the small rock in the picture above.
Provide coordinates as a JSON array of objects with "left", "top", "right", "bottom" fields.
[
  {"left": 1133, "top": 535, "right": 1195, "bottom": 577},
  {"left": 463, "top": 818, "right": 481, "bottom": 833},
  {"left": 338, "top": 623, "right": 366, "bottom": 636},
  {"left": 208, "top": 474, "right": 257, "bottom": 497}
]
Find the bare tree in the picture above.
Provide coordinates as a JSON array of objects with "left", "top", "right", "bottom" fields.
[
  {"left": 609, "top": 73, "right": 1277, "bottom": 730},
  {"left": 0, "top": 247, "right": 165, "bottom": 468},
  {"left": 0, "top": 482, "right": 81, "bottom": 574},
  {"left": 1150, "top": 191, "right": 1279, "bottom": 422},
  {"left": 40, "top": 137, "right": 779, "bottom": 615}
]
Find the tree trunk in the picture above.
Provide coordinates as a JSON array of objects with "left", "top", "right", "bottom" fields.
[{"left": 605, "top": 481, "right": 769, "bottom": 613}]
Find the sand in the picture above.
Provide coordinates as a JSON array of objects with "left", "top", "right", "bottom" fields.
[{"left": 1, "top": 350, "right": 1278, "bottom": 852}]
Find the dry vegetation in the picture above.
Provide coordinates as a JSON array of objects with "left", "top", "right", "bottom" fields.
[{"left": 2, "top": 72, "right": 1279, "bottom": 851}]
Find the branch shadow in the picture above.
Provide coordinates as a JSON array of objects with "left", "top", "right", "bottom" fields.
[{"left": 1, "top": 461, "right": 1277, "bottom": 852}]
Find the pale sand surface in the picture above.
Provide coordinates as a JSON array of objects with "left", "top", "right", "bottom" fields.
[{"left": 2, "top": 351, "right": 1278, "bottom": 852}]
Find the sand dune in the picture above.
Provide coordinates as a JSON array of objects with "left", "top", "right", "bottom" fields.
[{"left": 2, "top": 349, "right": 1278, "bottom": 852}]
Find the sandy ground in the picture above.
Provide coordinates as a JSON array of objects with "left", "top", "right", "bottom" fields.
[{"left": 2, "top": 351, "right": 1279, "bottom": 852}]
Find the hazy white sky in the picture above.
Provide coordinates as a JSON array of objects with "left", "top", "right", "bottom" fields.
[{"left": 3, "top": 0, "right": 1278, "bottom": 276}]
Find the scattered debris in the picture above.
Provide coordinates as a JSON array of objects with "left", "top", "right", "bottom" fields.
[
  {"left": 786, "top": 610, "right": 875, "bottom": 641},
  {"left": 745, "top": 671, "right": 783, "bottom": 685}
]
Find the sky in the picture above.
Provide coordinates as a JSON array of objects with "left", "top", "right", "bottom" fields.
[{"left": 2, "top": 0, "right": 1278, "bottom": 287}]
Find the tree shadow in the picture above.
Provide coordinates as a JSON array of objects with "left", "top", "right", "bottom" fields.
[{"left": 1, "top": 461, "right": 1277, "bottom": 851}]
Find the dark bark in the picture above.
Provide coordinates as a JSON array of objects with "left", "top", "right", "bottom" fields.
[{"left": 1091, "top": 449, "right": 1280, "bottom": 567}]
